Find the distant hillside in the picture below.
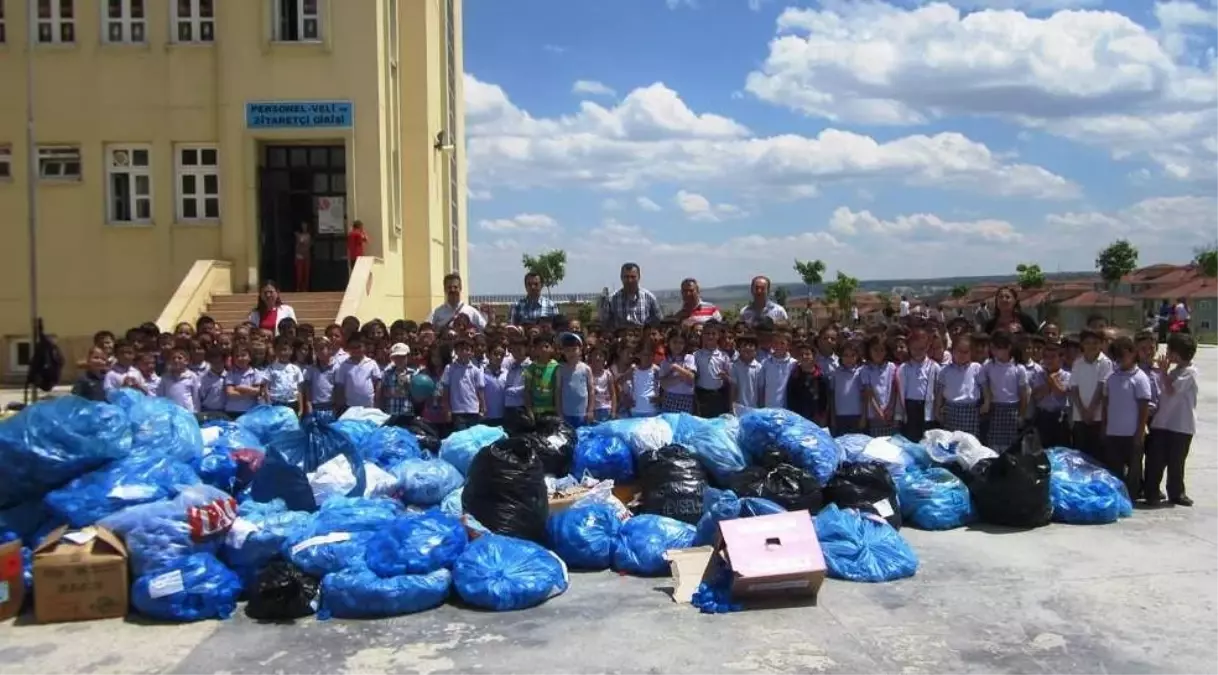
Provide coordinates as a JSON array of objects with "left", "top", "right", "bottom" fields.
[{"left": 662, "top": 271, "right": 1098, "bottom": 305}]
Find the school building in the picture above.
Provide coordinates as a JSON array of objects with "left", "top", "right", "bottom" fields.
[{"left": 0, "top": 0, "right": 467, "bottom": 383}]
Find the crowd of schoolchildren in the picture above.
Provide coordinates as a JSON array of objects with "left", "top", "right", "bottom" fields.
[{"left": 70, "top": 285, "right": 1200, "bottom": 511}]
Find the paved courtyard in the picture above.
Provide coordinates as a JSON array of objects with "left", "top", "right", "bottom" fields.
[{"left": 1, "top": 350, "right": 1215, "bottom": 674}]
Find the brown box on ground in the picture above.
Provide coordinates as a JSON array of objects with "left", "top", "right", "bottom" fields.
[
  {"left": 32, "top": 526, "right": 129, "bottom": 624},
  {"left": 0, "top": 539, "right": 25, "bottom": 620},
  {"left": 668, "top": 512, "right": 826, "bottom": 609}
]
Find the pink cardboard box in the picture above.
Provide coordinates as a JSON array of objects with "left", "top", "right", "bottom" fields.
[{"left": 704, "top": 511, "right": 826, "bottom": 602}]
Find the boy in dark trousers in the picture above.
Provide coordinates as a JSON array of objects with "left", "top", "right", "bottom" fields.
[
  {"left": 786, "top": 341, "right": 830, "bottom": 426},
  {"left": 1101, "top": 336, "right": 1152, "bottom": 498},
  {"left": 1144, "top": 334, "right": 1198, "bottom": 507}
]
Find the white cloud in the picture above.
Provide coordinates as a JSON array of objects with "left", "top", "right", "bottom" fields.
[
  {"left": 467, "top": 189, "right": 493, "bottom": 201},
  {"left": 477, "top": 213, "right": 560, "bottom": 233},
  {"left": 744, "top": 2, "right": 1217, "bottom": 179},
  {"left": 1045, "top": 195, "right": 1217, "bottom": 235},
  {"left": 675, "top": 190, "right": 747, "bottom": 222},
  {"left": 829, "top": 206, "right": 1023, "bottom": 243},
  {"left": 573, "top": 80, "right": 616, "bottom": 98},
  {"left": 944, "top": 0, "right": 1101, "bottom": 9},
  {"left": 636, "top": 196, "right": 663, "bottom": 211},
  {"left": 602, "top": 198, "right": 621, "bottom": 211},
  {"left": 464, "top": 73, "right": 1078, "bottom": 200}
]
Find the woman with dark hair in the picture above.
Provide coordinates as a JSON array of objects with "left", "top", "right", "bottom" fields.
[
  {"left": 983, "top": 285, "right": 1038, "bottom": 335},
  {"left": 247, "top": 281, "right": 297, "bottom": 336}
]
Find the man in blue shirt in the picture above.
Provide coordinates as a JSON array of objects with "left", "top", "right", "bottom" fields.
[
  {"left": 508, "top": 272, "right": 559, "bottom": 325},
  {"left": 599, "top": 262, "right": 663, "bottom": 331}
]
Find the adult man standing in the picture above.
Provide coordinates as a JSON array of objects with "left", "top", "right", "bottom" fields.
[
  {"left": 429, "top": 273, "right": 487, "bottom": 331},
  {"left": 739, "top": 276, "right": 789, "bottom": 327},
  {"left": 599, "top": 262, "right": 663, "bottom": 330},
  {"left": 899, "top": 295, "right": 911, "bottom": 318},
  {"left": 671, "top": 278, "right": 722, "bottom": 326},
  {"left": 508, "top": 272, "right": 558, "bottom": 326}
]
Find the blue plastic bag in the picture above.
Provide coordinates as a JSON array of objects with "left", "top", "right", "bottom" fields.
[
  {"left": 330, "top": 419, "right": 379, "bottom": 449},
  {"left": 44, "top": 455, "right": 201, "bottom": 528},
  {"left": 305, "top": 497, "right": 406, "bottom": 537},
  {"left": 131, "top": 553, "right": 243, "bottom": 622},
  {"left": 126, "top": 395, "right": 205, "bottom": 466},
  {"left": 439, "top": 488, "right": 464, "bottom": 517},
  {"left": 1048, "top": 448, "right": 1133, "bottom": 524},
  {"left": 100, "top": 485, "right": 236, "bottom": 576},
  {"left": 440, "top": 425, "right": 508, "bottom": 475},
  {"left": 593, "top": 417, "right": 675, "bottom": 456},
  {"left": 0, "top": 499, "right": 53, "bottom": 542},
  {"left": 453, "top": 534, "right": 569, "bottom": 611},
  {"left": 896, "top": 468, "right": 975, "bottom": 530},
  {"left": 288, "top": 530, "right": 375, "bottom": 577},
  {"left": 814, "top": 504, "right": 918, "bottom": 583},
  {"left": 391, "top": 458, "right": 464, "bottom": 507},
  {"left": 249, "top": 449, "right": 318, "bottom": 513},
  {"left": 0, "top": 397, "right": 133, "bottom": 507},
  {"left": 672, "top": 414, "right": 747, "bottom": 482},
  {"left": 738, "top": 409, "right": 841, "bottom": 485},
  {"left": 571, "top": 428, "right": 636, "bottom": 482},
  {"left": 198, "top": 447, "right": 238, "bottom": 494},
  {"left": 612, "top": 514, "right": 696, "bottom": 576},
  {"left": 237, "top": 405, "right": 302, "bottom": 444},
  {"left": 546, "top": 502, "right": 624, "bottom": 570},
  {"left": 365, "top": 513, "right": 468, "bottom": 577},
  {"left": 693, "top": 490, "right": 785, "bottom": 546},
  {"left": 320, "top": 566, "right": 451, "bottom": 619},
  {"left": 203, "top": 421, "right": 265, "bottom": 453},
  {"left": 363, "top": 426, "right": 425, "bottom": 468},
  {"left": 221, "top": 499, "right": 312, "bottom": 586},
  {"left": 267, "top": 417, "right": 355, "bottom": 473}
]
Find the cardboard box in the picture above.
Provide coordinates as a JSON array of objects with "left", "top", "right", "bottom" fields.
[
  {"left": 703, "top": 511, "right": 825, "bottom": 605},
  {"left": 32, "top": 526, "right": 129, "bottom": 624},
  {"left": 0, "top": 539, "right": 25, "bottom": 621}
]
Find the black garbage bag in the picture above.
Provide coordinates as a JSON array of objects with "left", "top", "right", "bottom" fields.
[
  {"left": 967, "top": 428, "right": 1052, "bottom": 528},
  {"left": 638, "top": 444, "right": 708, "bottom": 525},
  {"left": 823, "top": 461, "right": 902, "bottom": 529},
  {"left": 462, "top": 437, "right": 549, "bottom": 543},
  {"left": 728, "top": 449, "right": 823, "bottom": 513},
  {"left": 245, "top": 558, "right": 320, "bottom": 621},
  {"left": 520, "top": 415, "right": 575, "bottom": 476}
]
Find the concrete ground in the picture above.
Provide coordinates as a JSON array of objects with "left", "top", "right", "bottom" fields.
[{"left": 2, "top": 352, "right": 1215, "bottom": 674}]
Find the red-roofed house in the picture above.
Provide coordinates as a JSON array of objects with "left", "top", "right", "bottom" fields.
[
  {"left": 1055, "top": 290, "right": 1139, "bottom": 332},
  {"left": 1138, "top": 276, "right": 1218, "bottom": 332}
]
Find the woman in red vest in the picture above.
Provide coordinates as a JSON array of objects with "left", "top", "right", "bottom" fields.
[{"left": 247, "top": 281, "right": 297, "bottom": 336}]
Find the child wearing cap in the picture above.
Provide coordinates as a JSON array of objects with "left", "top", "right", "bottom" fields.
[{"left": 379, "top": 342, "right": 415, "bottom": 422}]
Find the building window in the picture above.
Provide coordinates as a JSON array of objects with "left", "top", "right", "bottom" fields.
[
  {"left": 274, "top": 0, "right": 319, "bottom": 42},
  {"left": 36, "top": 0, "right": 75, "bottom": 44},
  {"left": 0, "top": 0, "right": 7, "bottom": 45},
  {"left": 103, "top": 0, "right": 145, "bottom": 43},
  {"left": 37, "top": 145, "right": 81, "bottom": 180},
  {"left": 106, "top": 144, "right": 152, "bottom": 224},
  {"left": 0, "top": 146, "right": 10, "bottom": 179},
  {"left": 8, "top": 338, "right": 33, "bottom": 374},
  {"left": 175, "top": 145, "right": 220, "bottom": 221},
  {"left": 172, "top": 0, "right": 214, "bottom": 42}
]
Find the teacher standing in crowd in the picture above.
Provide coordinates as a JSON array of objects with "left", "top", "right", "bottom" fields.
[
  {"left": 983, "top": 286, "right": 1038, "bottom": 334},
  {"left": 599, "top": 263, "right": 663, "bottom": 330},
  {"left": 739, "top": 276, "right": 788, "bottom": 327},
  {"left": 429, "top": 273, "right": 487, "bottom": 330},
  {"left": 670, "top": 278, "right": 722, "bottom": 326}
]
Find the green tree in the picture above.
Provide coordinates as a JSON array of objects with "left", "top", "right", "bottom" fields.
[
  {"left": 1015, "top": 263, "right": 1046, "bottom": 290},
  {"left": 574, "top": 302, "right": 595, "bottom": 326},
  {"left": 793, "top": 259, "right": 826, "bottom": 301},
  {"left": 773, "top": 286, "right": 790, "bottom": 308},
  {"left": 721, "top": 307, "right": 741, "bottom": 324},
  {"left": 951, "top": 284, "right": 970, "bottom": 299},
  {"left": 1195, "top": 242, "right": 1217, "bottom": 277},
  {"left": 823, "top": 272, "right": 860, "bottom": 317},
  {"left": 520, "top": 249, "right": 568, "bottom": 296},
  {"left": 1095, "top": 239, "right": 1139, "bottom": 321}
]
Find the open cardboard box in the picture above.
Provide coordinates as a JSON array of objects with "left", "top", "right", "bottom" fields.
[
  {"left": 667, "top": 511, "right": 825, "bottom": 609},
  {"left": 32, "top": 526, "right": 129, "bottom": 624}
]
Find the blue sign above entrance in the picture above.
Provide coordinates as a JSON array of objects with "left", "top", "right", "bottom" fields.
[{"left": 245, "top": 100, "right": 354, "bottom": 129}]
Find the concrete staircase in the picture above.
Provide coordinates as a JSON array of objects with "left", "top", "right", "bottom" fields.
[{"left": 203, "top": 292, "right": 345, "bottom": 330}]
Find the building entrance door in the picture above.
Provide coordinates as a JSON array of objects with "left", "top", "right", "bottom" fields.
[{"left": 258, "top": 144, "right": 348, "bottom": 292}]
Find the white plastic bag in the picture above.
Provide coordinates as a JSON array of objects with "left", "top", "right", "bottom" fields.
[
  {"left": 337, "top": 406, "right": 391, "bottom": 426},
  {"left": 307, "top": 455, "right": 401, "bottom": 504},
  {"left": 923, "top": 429, "right": 996, "bottom": 471}
]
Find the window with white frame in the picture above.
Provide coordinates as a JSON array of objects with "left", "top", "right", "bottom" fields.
[
  {"left": 37, "top": 145, "right": 81, "bottom": 180},
  {"left": 175, "top": 145, "right": 220, "bottom": 221},
  {"left": 172, "top": 0, "right": 214, "bottom": 43},
  {"left": 0, "top": 146, "right": 10, "bottom": 179},
  {"left": 0, "top": 0, "right": 8, "bottom": 45},
  {"left": 105, "top": 145, "right": 152, "bottom": 223},
  {"left": 36, "top": 0, "right": 75, "bottom": 44},
  {"left": 274, "top": 0, "right": 319, "bottom": 42},
  {"left": 103, "top": 0, "right": 145, "bottom": 44}
]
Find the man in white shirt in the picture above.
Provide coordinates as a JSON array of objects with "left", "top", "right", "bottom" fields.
[
  {"left": 899, "top": 295, "right": 911, "bottom": 318},
  {"left": 429, "top": 273, "right": 487, "bottom": 331}
]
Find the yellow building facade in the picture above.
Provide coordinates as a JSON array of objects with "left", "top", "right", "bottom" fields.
[{"left": 0, "top": 0, "right": 466, "bottom": 381}]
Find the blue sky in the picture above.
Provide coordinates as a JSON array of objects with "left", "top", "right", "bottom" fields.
[{"left": 462, "top": 0, "right": 1218, "bottom": 293}]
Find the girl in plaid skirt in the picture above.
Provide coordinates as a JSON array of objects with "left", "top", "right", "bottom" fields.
[
  {"left": 862, "top": 335, "right": 900, "bottom": 437},
  {"left": 981, "top": 330, "right": 1029, "bottom": 452},
  {"left": 935, "top": 334, "right": 983, "bottom": 438},
  {"left": 660, "top": 329, "right": 698, "bottom": 414}
]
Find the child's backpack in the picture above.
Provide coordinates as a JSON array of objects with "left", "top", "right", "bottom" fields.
[{"left": 26, "top": 319, "right": 64, "bottom": 396}]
